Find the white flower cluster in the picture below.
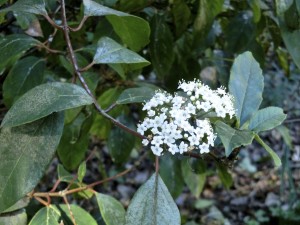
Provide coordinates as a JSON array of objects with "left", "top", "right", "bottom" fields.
[{"left": 137, "top": 80, "right": 235, "bottom": 156}]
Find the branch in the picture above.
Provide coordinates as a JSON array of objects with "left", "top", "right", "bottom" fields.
[
  {"left": 38, "top": 43, "right": 64, "bottom": 54},
  {"left": 60, "top": 0, "right": 145, "bottom": 140},
  {"left": 69, "top": 16, "right": 89, "bottom": 32},
  {"left": 44, "top": 14, "right": 62, "bottom": 30}
]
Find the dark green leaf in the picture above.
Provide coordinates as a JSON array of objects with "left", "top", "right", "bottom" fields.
[
  {"left": 117, "top": 0, "right": 148, "bottom": 12},
  {"left": 126, "top": 174, "right": 180, "bottom": 225},
  {"left": 254, "top": 134, "right": 281, "bottom": 167},
  {"left": 77, "top": 162, "right": 87, "bottom": 183},
  {"left": 249, "top": 107, "right": 287, "bottom": 132},
  {"left": 0, "top": 0, "right": 47, "bottom": 15},
  {"left": 0, "top": 209, "right": 27, "bottom": 225},
  {"left": 248, "top": 0, "right": 261, "bottom": 22},
  {"left": 116, "top": 87, "right": 156, "bottom": 104},
  {"left": 181, "top": 159, "right": 206, "bottom": 198},
  {"left": 3, "top": 57, "right": 45, "bottom": 107},
  {"left": 171, "top": 0, "right": 191, "bottom": 37},
  {"left": 1, "top": 82, "right": 94, "bottom": 128},
  {"left": 229, "top": 51, "right": 264, "bottom": 127},
  {"left": 96, "top": 193, "right": 126, "bottom": 225},
  {"left": 107, "top": 115, "right": 136, "bottom": 163},
  {"left": 0, "top": 34, "right": 40, "bottom": 73},
  {"left": 29, "top": 204, "right": 98, "bottom": 225},
  {"left": 2, "top": 198, "right": 29, "bottom": 213},
  {"left": 160, "top": 155, "right": 184, "bottom": 198},
  {"left": 276, "top": 0, "right": 293, "bottom": 14},
  {"left": 149, "top": 15, "right": 174, "bottom": 79},
  {"left": 0, "top": 113, "right": 64, "bottom": 213},
  {"left": 57, "top": 164, "right": 74, "bottom": 183},
  {"left": 216, "top": 163, "right": 233, "bottom": 189},
  {"left": 83, "top": 0, "right": 127, "bottom": 17},
  {"left": 215, "top": 121, "right": 254, "bottom": 157}
]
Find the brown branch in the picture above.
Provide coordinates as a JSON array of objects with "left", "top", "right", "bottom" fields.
[
  {"left": 69, "top": 16, "right": 89, "bottom": 32},
  {"left": 38, "top": 43, "right": 64, "bottom": 54},
  {"left": 44, "top": 14, "right": 62, "bottom": 30},
  {"left": 60, "top": 0, "right": 145, "bottom": 140},
  {"left": 155, "top": 156, "right": 159, "bottom": 174},
  {"left": 63, "top": 196, "right": 77, "bottom": 225},
  {"left": 78, "top": 61, "right": 95, "bottom": 72},
  {"left": 104, "top": 102, "right": 117, "bottom": 113}
]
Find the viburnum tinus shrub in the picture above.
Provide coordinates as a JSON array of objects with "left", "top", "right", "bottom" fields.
[{"left": 0, "top": 0, "right": 287, "bottom": 224}]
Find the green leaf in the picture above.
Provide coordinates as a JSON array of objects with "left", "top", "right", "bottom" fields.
[
  {"left": 126, "top": 173, "right": 180, "bottom": 225},
  {"left": 117, "top": 0, "right": 148, "bottom": 12},
  {"left": 0, "top": 113, "right": 64, "bottom": 213},
  {"left": 254, "top": 134, "right": 282, "bottom": 167},
  {"left": 83, "top": 0, "right": 150, "bottom": 51},
  {"left": 116, "top": 87, "right": 156, "bottom": 104},
  {"left": 0, "top": 0, "right": 47, "bottom": 15},
  {"left": 107, "top": 115, "right": 136, "bottom": 163},
  {"left": 149, "top": 15, "right": 174, "bottom": 79},
  {"left": 57, "top": 109, "right": 93, "bottom": 170},
  {"left": 57, "top": 164, "right": 74, "bottom": 183},
  {"left": 160, "top": 155, "right": 184, "bottom": 198},
  {"left": 29, "top": 204, "right": 98, "bottom": 225},
  {"left": 171, "top": 0, "right": 191, "bottom": 37},
  {"left": 216, "top": 163, "right": 233, "bottom": 189},
  {"left": 1, "top": 82, "right": 94, "bottom": 128},
  {"left": 276, "top": 0, "right": 293, "bottom": 14},
  {"left": 3, "top": 57, "right": 45, "bottom": 107},
  {"left": 229, "top": 51, "right": 264, "bottom": 127},
  {"left": 93, "top": 37, "right": 149, "bottom": 67},
  {"left": 96, "top": 193, "right": 126, "bottom": 225},
  {"left": 276, "top": 125, "right": 293, "bottom": 149},
  {"left": 77, "top": 162, "right": 87, "bottom": 183},
  {"left": 248, "top": 0, "right": 261, "bottom": 23},
  {"left": 0, "top": 209, "right": 27, "bottom": 225},
  {"left": 181, "top": 159, "right": 206, "bottom": 198},
  {"left": 248, "top": 107, "right": 287, "bottom": 132},
  {"left": 0, "top": 34, "right": 40, "bottom": 73},
  {"left": 215, "top": 121, "right": 254, "bottom": 157},
  {"left": 2, "top": 198, "right": 30, "bottom": 213},
  {"left": 107, "top": 15, "right": 150, "bottom": 52}
]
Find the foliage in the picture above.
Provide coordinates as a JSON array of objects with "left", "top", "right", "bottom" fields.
[{"left": 0, "top": 0, "right": 293, "bottom": 224}]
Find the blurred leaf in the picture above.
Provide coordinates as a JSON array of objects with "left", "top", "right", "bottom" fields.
[
  {"left": 77, "top": 162, "right": 87, "bottom": 183},
  {"left": 276, "top": 125, "right": 293, "bottom": 149},
  {"left": 216, "top": 163, "right": 233, "bottom": 189},
  {"left": 0, "top": 113, "right": 64, "bottom": 213},
  {"left": 116, "top": 87, "right": 156, "bottom": 104},
  {"left": 181, "top": 159, "right": 206, "bottom": 198},
  {"left": 117, "top": 0, "right": 148, "bottom": 12},
  {"left": 107, "top": 115, "right": 136, "bottom": 163},
  {"left": 0, "top": 209, "right": 27, "bottom": 225},
  {"left": 96, "top": 193, "right": 126, "bottom": 225},
  {"left": 149, "top": 15, "right": 174, "bottom": 79},
  {"left": 249, "top": 107, "right": 287, "bottom": 132},
  {"left": 83, "top": 0, "right": 150, "bottom": 51},
  {"left": 0, "top": 0, "right": 47, "bottom": 15},
  {"left": 57, "top": 164, "right": 74, "bottom": 183},
  {"left": 171, "top": 0, "right": 191, "bottom": 37},
  {"left": 254, "top": 134, "right": 282, "bottom": 167},
  {"left": 215, "top": 121, "right": 254, "bottom": 157},
  {"left": 276, "top": 0, "right": 293, "bottom": 14},
  {"left": 3, "top": 57, "right": 45, "bottom": 107},
  {"left": 0, "top": 34, "right": 40, "bottom": 73},
  {"left": 1, "top": 82, "right": 94, "bottom": 128},
  {"left": 248, "top": 0, "right": 261, "bottom": 23},
  {"left": 126, "top": 173, "right": 180, "bottom": 225},
  {"left": 229, "top": 51, "right": 264, "bottom": 127},
  {"left": 93, "top": 37, "right": 150, "bottom": 69},
  {"left": 29, "top": 204, "right": 97, "bottom": 225},
  {"left": 194, "top": 199, "right": 214, "bottom": 209},
  {"left": 57, "top": 109, "right": 93, "bottom": 170},
  {"left": 160, "top": 154, "right": 184, "bottom": 198}
]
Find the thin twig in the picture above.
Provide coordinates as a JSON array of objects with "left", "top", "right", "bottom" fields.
[
  {"left": 60, "top": 0, "right": 145, "bottom": 139},
  {"left": 63, "top": 196, "right": 77, "bottom": 225},
  {"left": 78, "top": 61, "right": 95, "bottom": 72},
  {"left": 44, "top": 14, "right": 62, "bottom": 30},
  {"left": 38, "top": 43, "right": 64, "bottom": 54},
  {"left": 69, "top": 16, "right": 89, "bottom": 32},
  {"left": 284, "top": 118, "right": 300, "bottom": 123},
  {"left": 104, "top": 103, "right": 117, "bottom": 113},
  {"left": 34, "top": 196, "right": 50, "bottom": 206},
  {"left": 155, "top": 156, "right": 159, "bottom": 174}
]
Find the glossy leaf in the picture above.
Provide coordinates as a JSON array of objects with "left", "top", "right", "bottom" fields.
[
  {"left": 0, "top": 34, "right": 40, "bottom": 72},
  {"left": 229, "top": 51, "right": 264, "bottom": 127},
  {"left": 77, "top": 162, "right": 87, "bottom": 183},
  {"left": 249, "top": 107, "right": 287, "bottom": 132},
  {"left": 57, "top": 164, "right": 74, "bottom": 183},
  {"left": 93, "top": 37, "right": 150, "bottom": 69},
  {"left": 116, "top": 87, "right": 156, "bottom": 104},
  {"left": 96, "top": 193, "right": 126, "bottom": 225},
  {"left": 3, "top": 57, "right": 45, "bottom": 107},
  {"left": 160, "top": 155, "right": 184, "bottom": 198},
  {"left": 107, "top": 115, "right": 136, "bottom": 163},
  {"left": 0, "top": 113, "right": 64, "bottom": 213},
  {"left": 2, "top": 198, "right": 30, "bottom": 213},
  {"left": 149, "top": 15, "right": 174, "bottom": 79},
  {"left": 254, "top": 134, "right": 282, "bottom": 167},
  {"left": 216, "top": 163, "right": 233, "bottom": 189},
  {"left": 126, "top": 173, "right": 180, "bottom": 225},
  {"left": 171, "top": 0, "right": 191, "bottom": 37},
  {"left": 29, "top": 204, "right": 97, "bottom": 225},
  {"left": 0, "top": 0, "right": 47, "bottom": 15},
  {"left": 215, "top": 121, "right": 254, "bottom": 157},
  {"left": 181, "top": 159, "right": 206, "bottom": 198},
  {"left": 83, "top": 0, "right": 150, "bottom": 51},
  {"left": 1, "top": 82, "right": 94, "bottom": 128},
  {"left": 0, "top": 209, "right": 27, "bottom": 225}
]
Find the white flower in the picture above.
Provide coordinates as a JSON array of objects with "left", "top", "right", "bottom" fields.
[
  {"left": 142, "top": 139, "right": 149, "bottom": 146},
  {"left": 199, "top": 143, "right": 210, "bottom": 153},
  {"left": 151, "top": 145, "right": 163, "bottom": 156},
  {"left": 178, "top": 142, "right": 188, "bottom": 154}
]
